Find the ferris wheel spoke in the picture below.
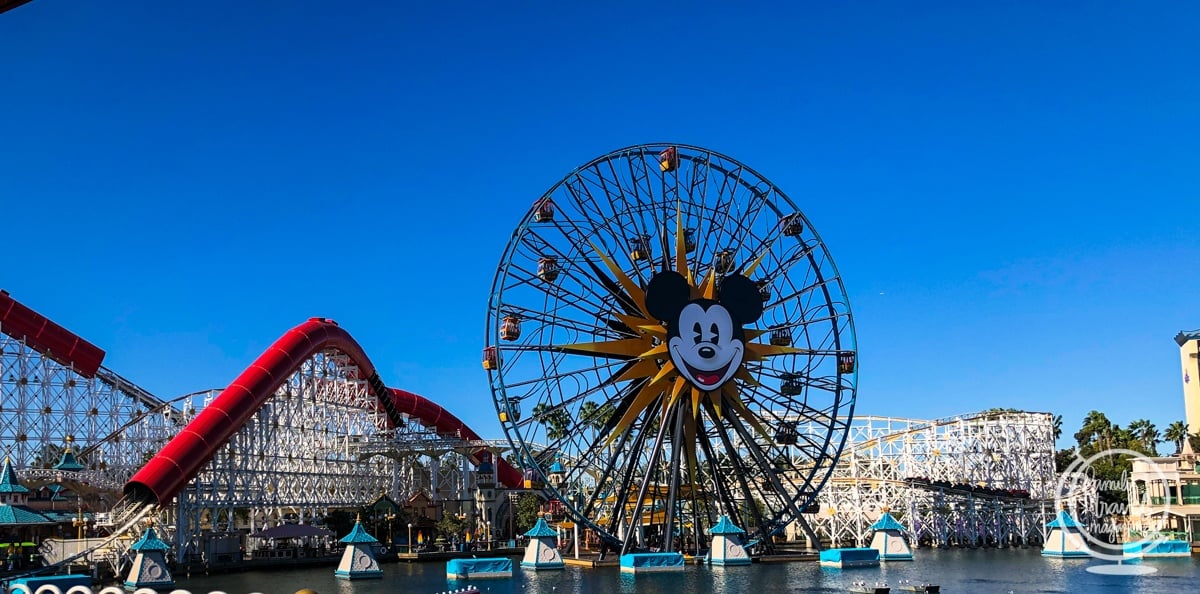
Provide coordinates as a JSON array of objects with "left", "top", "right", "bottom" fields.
[
  {"left": 705, "top": 405, "right": 772, "bottom": 536},
  {"left": 491, "top": 144, "right": 856, "bottom": 551}
]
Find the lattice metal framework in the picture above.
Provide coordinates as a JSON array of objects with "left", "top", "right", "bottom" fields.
[
  {"left": 169, "top": 349, "right": 477, "bottom": 552},
  {"left": 2, "top": 325, "right": 484, "bottom": 557},
  {"left": 783, "top": 411, "right": 1088, "bottom": 548},
  {"left": 1, "top": 323, "right": 181, "bottom": 487}
]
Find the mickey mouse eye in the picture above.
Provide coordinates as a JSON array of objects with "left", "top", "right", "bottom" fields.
[
  {"left": 710, "top": 323, "right": 720, "bottom": 343},
  {"left": 693, "top": 322, "right": 703, "bottom": 345}
]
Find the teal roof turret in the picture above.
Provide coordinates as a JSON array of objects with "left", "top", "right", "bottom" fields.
[
  {"left": 0, "top": 457, "right": 29, "bottom": 494},
  {"left": 708, "top": 515, "right": 745, "bottom": 535},
  {"left": 524, "top": 517, "right": 558, "bottom": 538},
  {"left": 340, "top": 518, "right": 380, "bottom": 544},
  {"left": 869, "top": 511, "right": 906, "bottom": 531},
  {"left": 54, "top": 448, "right": 84, "bottom": 472},
  {"left": 130, "top": 527, "right": 172, "bottom": 551}
]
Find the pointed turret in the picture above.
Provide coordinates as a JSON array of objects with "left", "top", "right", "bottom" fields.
[
  {"left": 707, "top": 514, "right": 751, "bottom": 566},
  {"left": 53, "top": 448, "right": 84, "bottom": 472},
  {"left": 335, "top": 516, "right": 383, "bottom": 579},
  {"left": 868, "top": 509, "right": 913, "bottom": 561},
  {"left": 124, "top": 527, "right": 175, "bottom": 590},
  {"left": 521, "top": 517, "right": 564, "bottom": 570}
]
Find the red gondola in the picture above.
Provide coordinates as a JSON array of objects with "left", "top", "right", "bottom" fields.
[
  {"left": 538, "top": 256, "right": 560, "bottom": 282},
  {"left": 658, "top": 146, "right": 679, "bottom": 172},
  {"left": 838, "top": 352, "right": 856, "bottom": 374},
  {"left": 534, "top": 198, "right": 555, "bottom": 223},
  {"left": 482, "top": 346, "right": 499, "bottom": 370},
  {"left": 501, "top": 316, "right": 522, "bottom": 341}
]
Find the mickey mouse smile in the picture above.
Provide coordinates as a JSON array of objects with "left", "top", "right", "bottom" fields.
[{"left": 646, "top": 270, "right": 764, "bottom": 393}]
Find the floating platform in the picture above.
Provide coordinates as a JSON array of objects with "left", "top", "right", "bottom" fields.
[
  {"left": 619, "top": 552, "right": 685, "bottom": 573},
  {"left": 445, "top": 558, "right": 513, "bottom": 579},
  {"left": 819, "top": 548, "right": 880, "bottom": 568},
  {"left": 7, "top": 574, "right": 92, "bottom": 592},
  {"left": 1123, "top": 539, "right": 1192, "bottom": 558}
]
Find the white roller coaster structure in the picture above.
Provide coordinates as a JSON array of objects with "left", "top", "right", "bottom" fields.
[{"left": 782, "top": 411, "right": 1095, "bottom": 548}]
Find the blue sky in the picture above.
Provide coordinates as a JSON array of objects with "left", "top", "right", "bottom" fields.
[{"left": 2, "top": 2, "right": 1197, "bottom": 445}]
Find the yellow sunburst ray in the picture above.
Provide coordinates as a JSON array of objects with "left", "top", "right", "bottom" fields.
[
  {"left": 701, "top": 267, "right": 718, "bottom": 300},
  {"left": 614, "top": 313, "right": 653, "bottom": 333},
  {"left": 665, "top": 375, "right": 689, "bottom": 411},
  {"left": 562, "top": 338, "right": 651, "bottom": 359},
  {"left": 636, "top": 325, "right": 667, "bottom": 338},
  {"left": 745, "top": 342, "right": 804, "bottom": 360},
  {"left": 612, "top": 358, "right": 663, "bottom": 384},
  {"left": 705, "top": 386, "right": 723, "bottom": 419},
  {"left": 675, "top": 203, "right": 691, "bottom": 282},
  {"left": 734, "top": 368, "right": 761, "bottom": 387},
  {"left": 605, "top": 383, "right": 665, "bottom": 446},
  {"left": 722, "top": 384, "right": 772, "bottom": 441},
  {"left": 742, "top": 241, "right": 774, "bottom": 278},
  {"left": 588, "top": 241, "right": 650, "bottom": 318}
]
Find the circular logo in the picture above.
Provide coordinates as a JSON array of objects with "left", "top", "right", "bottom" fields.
[{"left": 1054, "top": 447, "right": 1172, "bottom": 574}]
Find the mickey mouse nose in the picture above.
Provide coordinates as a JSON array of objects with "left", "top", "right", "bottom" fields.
[{"left": 698, "top": 346, "right": 716, "bottom": 359}]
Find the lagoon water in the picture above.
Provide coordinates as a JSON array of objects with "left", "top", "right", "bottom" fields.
[{"left": 173, "top": 549, "right": 1199, "bottom": 594}]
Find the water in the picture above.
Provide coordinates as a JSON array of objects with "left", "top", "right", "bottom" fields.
[{"left": 174, "top": 549, "right": 1200, "bottom": 594}]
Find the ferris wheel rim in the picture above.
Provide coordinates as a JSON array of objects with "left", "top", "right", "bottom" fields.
[{"left": 484, "top": 142, "right": 858, "bottom": 549}]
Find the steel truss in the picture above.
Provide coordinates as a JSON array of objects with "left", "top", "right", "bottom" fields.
[
  {"left": 2, "top": 325, "right": 487, "bottom": 558},
  {"left": 779, "top": 411, "right": 1093, "bottom": 548},
  {"left": 1, "top": 322, "right": 181, "bottom": 489},
  {"left": 168, "top": 349, "right": 481, "bottom": 553}
]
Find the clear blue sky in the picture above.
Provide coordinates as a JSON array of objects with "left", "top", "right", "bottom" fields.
[{"left": 2, "top": 2, "right": 1197, "bottom": 445}]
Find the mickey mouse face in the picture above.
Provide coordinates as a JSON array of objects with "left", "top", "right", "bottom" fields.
[
  {"left": 646, "top": 271, "right": 764, "bottom": 393},
  {"left": 669, "top": 301, "right": 743, "bottom": 389}
]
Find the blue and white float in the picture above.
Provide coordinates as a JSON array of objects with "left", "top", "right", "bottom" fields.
[
  {"left": 521, "top": 517, "right": 565, "bottom": 569},
  {"left": 124, "top": 527, "right": 175, "bottom": 590},
  {"left": 707, "top": 514, "right": 751, "bottom": 566},
  {"left": 869, "top": 510, "right": 913, "bottom": 561},
  {"left": 1041, "top": 510, "right": 1090, "bottom": 558},
  {"left": 335, "top": 516, "right": 384, "bottom": 579},
  {"left": 619, "top": 551, "right": 685, "bottom": 573},
  {"left": 447, "top": 557, "right": 514, "bottom": 579},
  {"left": 818, "top": 547, "right": 880, "bottom": 568}
]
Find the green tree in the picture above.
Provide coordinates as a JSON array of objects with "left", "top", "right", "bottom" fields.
[
  {"left": 1164, "top": 421, "right": 1188, "bottom": 454},
  {"left": 514, "top": 493, "right": 542, "bottom": 533},
  {"left": 1127, "top": 419, "right": 1159, "bottom": 455},
  {"left": 1075, "top": 410, "right": 1113, "bottom": 450},
  {"left": 532, "top": 403, "right": 572, "bottom": 441},
  {"left": 1052, "top": 415, "right": 1063, "bottom": 441},
  {"left": 436, "top": 512, "right": 466, "bottom": 541}
]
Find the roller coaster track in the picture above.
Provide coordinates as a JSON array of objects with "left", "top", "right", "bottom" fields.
[{"left": 1, "top": 292, "right": 523, "bottom": 575}]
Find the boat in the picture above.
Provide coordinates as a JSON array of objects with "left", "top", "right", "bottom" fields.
[
  {"left": 434, "top": 588, "right": 481, "bottom": 594},
  {"left": 848, "top": 580, "right": 890, "bottom": 594},
  {"left": 897, "top": 580, "right": 941, "bottom": 593}
]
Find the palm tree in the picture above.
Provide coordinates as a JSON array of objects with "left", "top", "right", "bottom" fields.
[
  {"left": 1164, "top": 421, "right": 1188, "bottom": 454},
  {"left": 1075, "top": 410, "right": 1112, "bottom": 450},
  {"left": 1052, "top": 415, "right": 1063, "bottom": 441},
  {"left": 531, "top": 402, "right": 572, "bottom": 441},
  {"left": 1127, "top": 419, "right": 1159, "bottom": 455}
]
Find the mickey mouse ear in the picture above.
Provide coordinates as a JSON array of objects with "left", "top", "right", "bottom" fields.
[
  {"left": 645, "top": 271, "right": 692, "bottom": 322},
  {"left": 718, "top": 275, "right": 764, "bottom": 324}
]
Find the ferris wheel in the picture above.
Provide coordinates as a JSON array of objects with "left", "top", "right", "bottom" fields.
[{"left": 484, "top": 143, "right": 857, "bottom": 555}]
